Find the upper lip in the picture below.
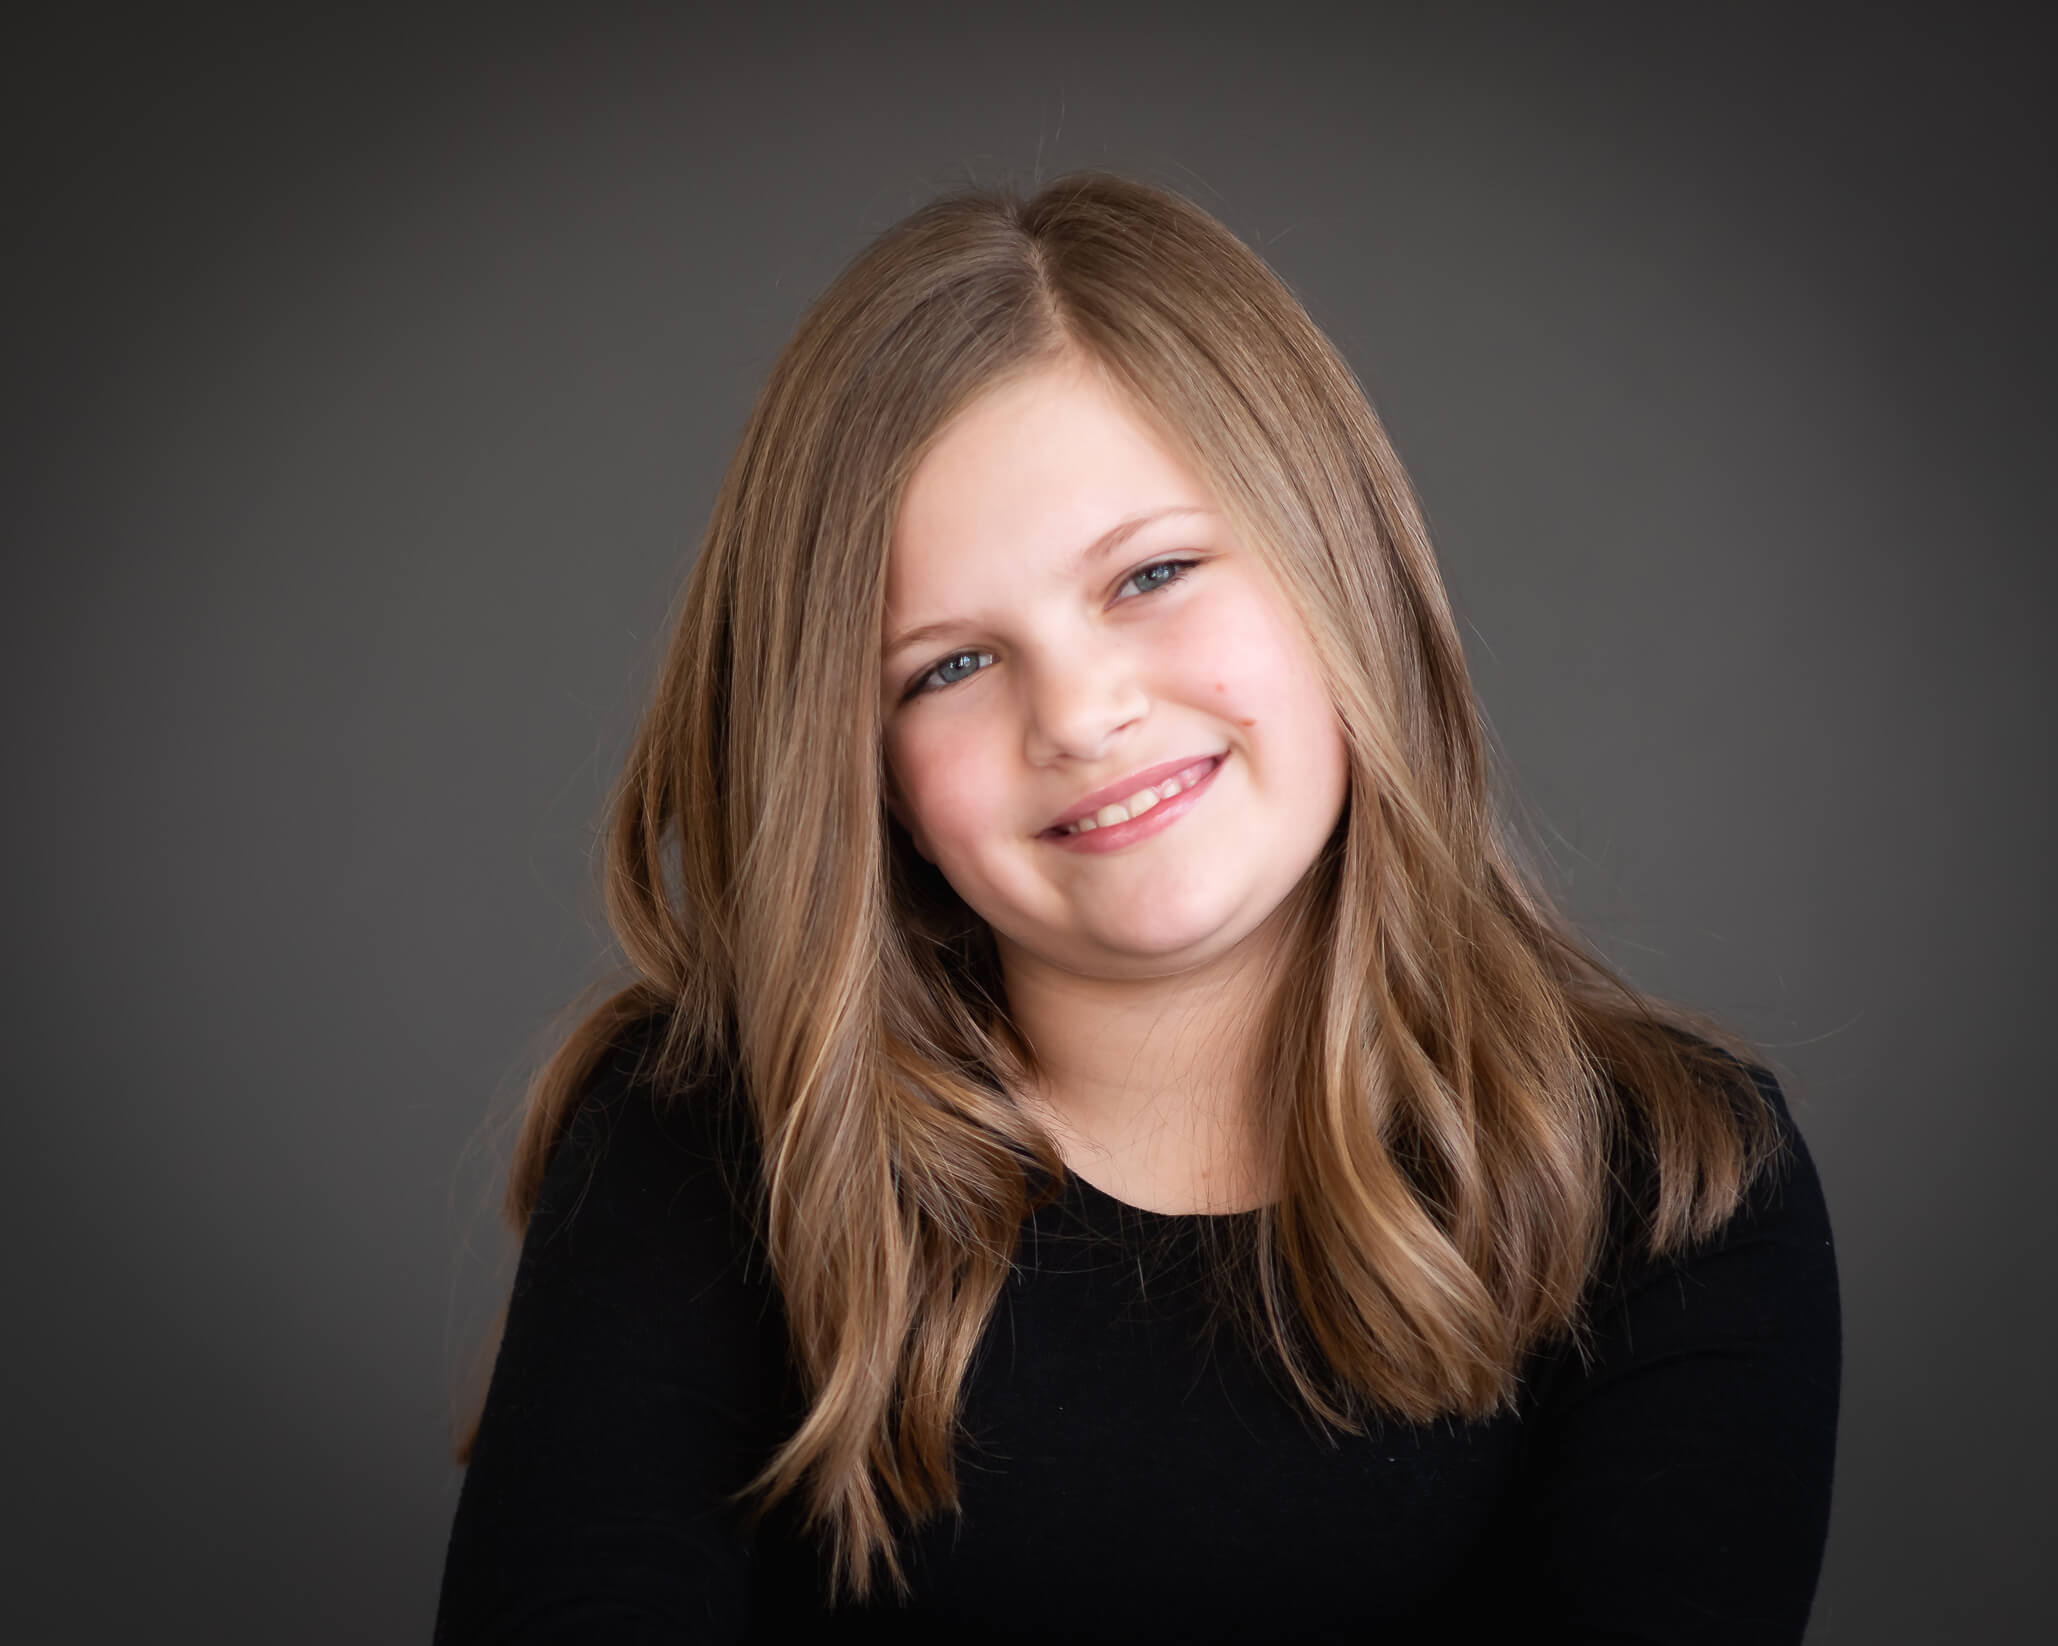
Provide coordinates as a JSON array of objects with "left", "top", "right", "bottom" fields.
[{"left": 1043, "top": 752, "right": 1224, "bottom": 832}]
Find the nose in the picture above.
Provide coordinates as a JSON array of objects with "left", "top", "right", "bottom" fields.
[{"left": 1022, "top": 643, "right": 1149, "bottom": 764}]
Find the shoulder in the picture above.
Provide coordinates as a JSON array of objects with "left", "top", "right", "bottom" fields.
[
  {"left": 1697, "top": 1055, "right": 1833, "bottom": 1257},
  {"left": 531, "top": 1013, "right": 765, "bottom": 1261},
  {"left": 1595, "top": 1048, "right": 1839, "bottom": 1339},
  {"left": 1496, "top": 1052, "right": 1843, "bottom": 1638},
  {"left": 1515, "top": 1049, "right": 1842, "bottom": 1435}
]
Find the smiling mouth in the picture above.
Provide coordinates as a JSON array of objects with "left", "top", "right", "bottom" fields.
[{"left": 1039, "top": 753, "right": 1225, "bottom": 840}]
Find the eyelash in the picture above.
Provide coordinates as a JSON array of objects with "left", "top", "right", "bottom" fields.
[{"left": 903, "top": 556, "right": 1203, "bottom": 701}]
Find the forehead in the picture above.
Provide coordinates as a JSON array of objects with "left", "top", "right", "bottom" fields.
[{"left": 888, "top": 361, "right": 1210, "bottom": 597}]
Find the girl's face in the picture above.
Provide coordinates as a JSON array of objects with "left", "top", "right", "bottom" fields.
[{"left": 879, "top": 357, "right": 1350, "bottom": 978}]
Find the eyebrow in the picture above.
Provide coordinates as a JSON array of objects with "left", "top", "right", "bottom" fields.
[{"left": 881, "top": 504, "right": 1212, "bottom": 660}]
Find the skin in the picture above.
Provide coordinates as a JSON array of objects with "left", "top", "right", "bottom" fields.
[{"left": 878, "top": 353, "right": 1350, "bottom": 1213}]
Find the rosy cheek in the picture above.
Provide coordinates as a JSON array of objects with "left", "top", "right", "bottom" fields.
[
  {"left": 915, "top": 743, "right": 997, "bottom": 848},
  {"left": 1186, "top": 582, "right": 1271, "bottom": 655}
]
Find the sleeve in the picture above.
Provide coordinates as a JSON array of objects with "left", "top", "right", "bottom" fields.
[
  {"left": 432, "top": 1033, "right": 792, "bottom": 1644},
  {"left": 1493, "top": 1064, "right": 1843, "bottom": 1644}
]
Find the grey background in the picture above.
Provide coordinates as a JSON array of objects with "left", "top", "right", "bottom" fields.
[{"left": 7, "top": 3, "right": 2051, "bottom": 1640}]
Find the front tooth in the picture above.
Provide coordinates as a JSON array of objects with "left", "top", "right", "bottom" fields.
[
  {"left": 1076, "top": 782, "right": 1174, "bottom": 833},
  {"left": 1062, "top": 765, "right": 1215, "bottom": 834}
]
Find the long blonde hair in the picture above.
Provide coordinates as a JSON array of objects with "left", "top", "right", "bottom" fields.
[{"left": 453, "top": 170, "right": 1788, "bottom": 1605}]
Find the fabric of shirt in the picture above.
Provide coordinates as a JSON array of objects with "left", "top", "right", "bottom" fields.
[{"left": 434, "top": 1019, "right": 1841, "bottom": 1644}]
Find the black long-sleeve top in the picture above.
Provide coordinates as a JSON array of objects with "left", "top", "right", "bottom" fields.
[{"left": 434, "top": 1024, "right": 1841, "bottom": 1643}]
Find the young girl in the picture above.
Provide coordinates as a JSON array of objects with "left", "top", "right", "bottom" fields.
[{"left": 434, "top": 172, "right": 1840, "bottom": 1644}]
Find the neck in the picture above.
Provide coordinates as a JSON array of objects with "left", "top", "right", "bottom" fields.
[{"left": 995, "top": 910, "right": 1288, "bottom": 1209}]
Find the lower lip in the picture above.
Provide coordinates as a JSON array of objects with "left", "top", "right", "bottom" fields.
[{"left": 1039, "top": 755, "right": 1226, "bottom": 854}]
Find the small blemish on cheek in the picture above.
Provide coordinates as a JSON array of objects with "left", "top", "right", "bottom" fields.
[
  {"left": 1213, "top": 682, "right": 1226, "bottom": 692},
  {"left": 1238, "top": 717, "right": 1255, "bottom": 727}
]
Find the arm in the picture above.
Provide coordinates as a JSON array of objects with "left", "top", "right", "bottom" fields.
[
  {"left": 1497, "top": 1067, "right": 1843, "bottom": 1644},
  {"left": 433, "top": 1033, "right": 789, "bottom": 1644}
]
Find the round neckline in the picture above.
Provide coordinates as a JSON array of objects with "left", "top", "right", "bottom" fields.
[{"left": 1065, "top": 1165, "right": 1270, "bottom": 1222}]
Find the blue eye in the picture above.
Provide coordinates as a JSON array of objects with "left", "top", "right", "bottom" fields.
[
  {"left": 904, "top": 556, "right": 1201, "bottom": 700},
  {"left": 1118, "top": 557, "right": 1199, "bottom": 599},
  {"left": 921, "top": 649, "right": 993, "bottom": 693}
]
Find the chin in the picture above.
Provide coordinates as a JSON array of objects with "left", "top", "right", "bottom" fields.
[{"left": 1086, "top": 891, "right": 1248, "bottom": 959}]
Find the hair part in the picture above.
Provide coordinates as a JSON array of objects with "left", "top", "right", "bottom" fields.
[{"left": 453, "top": 170, "right": 1789, "bottom": 1605}]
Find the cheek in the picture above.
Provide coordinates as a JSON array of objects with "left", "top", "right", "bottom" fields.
[
  {"left": 889, "top": 728, "right": 1007, "bottom": 853},
  {"left": 1174, "top": 585, "right": 1306, "bottom": 720}
]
